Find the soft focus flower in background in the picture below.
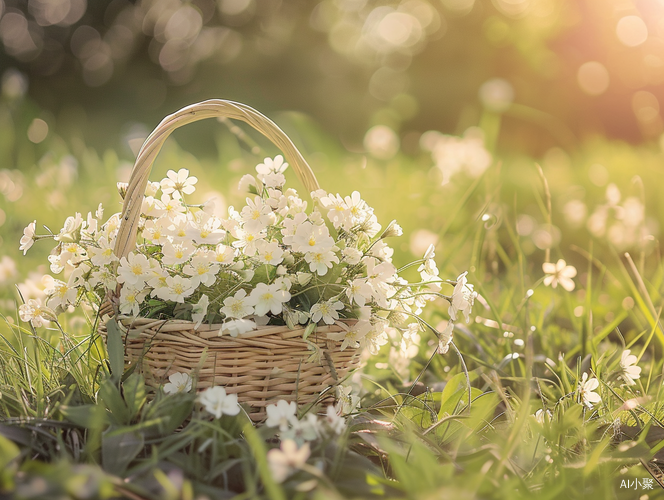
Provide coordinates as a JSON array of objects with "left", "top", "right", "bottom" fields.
[
  {"left": 578, "top": 373, "right": 601, "bottom": 408},
  {"left": 198, "top": 386, "right": 240, "bottom": 418},
  {"left": 619, "top": 349, "right": 641, "bottom": 386},
  {"left": 542, "top": 259, "right": 577, "bottom": 292},
  {"left": 267, "top": 440, "right": 310, "bottom": 483}
]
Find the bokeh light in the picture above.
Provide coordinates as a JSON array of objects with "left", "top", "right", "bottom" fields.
[
  {"left": 577, "top": 62, "right": 610, "bottom": 96},
  {"left": 616, "top": 15, "right": 648, "bottom": 47}
]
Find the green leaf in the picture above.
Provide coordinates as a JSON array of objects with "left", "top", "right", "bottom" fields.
[
  {"left": 122, "top": 373, "right": 147, "bottom": 421},
  {"left": 59, "top": 404, "right": 110, "bottom": 429},
  {"left": 102, "top": 426, "right": 145, "bottom": 476},
  {"left": 99, "top": 378, "right": 130, "bottom": 425},
  {"left": 105, "top": 319, "right": 125, "bottom": 384}
]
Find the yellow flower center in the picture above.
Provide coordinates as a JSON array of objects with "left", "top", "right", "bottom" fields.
[{"left": 308, "top": 237, "right": 316, "bottom": 246}]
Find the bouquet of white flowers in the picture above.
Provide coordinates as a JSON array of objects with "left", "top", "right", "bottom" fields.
[{"left": 18, "top": 100, "right": 475, "bottom": 419}]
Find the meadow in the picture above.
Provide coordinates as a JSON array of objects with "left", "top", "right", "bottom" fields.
[{"left": 1, "top": 83, "right": 664, "bottom": 500}]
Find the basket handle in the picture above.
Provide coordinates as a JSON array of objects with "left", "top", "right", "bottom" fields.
[{"left": 113, "top": 99, "right": 321, "bottom": 259}]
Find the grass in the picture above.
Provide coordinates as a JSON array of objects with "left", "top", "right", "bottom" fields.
[{"left": 2, "top": 95, "right": 664, "bottom": 499}]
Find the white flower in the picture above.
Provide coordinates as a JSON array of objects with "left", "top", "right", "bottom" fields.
[
  {"left": 213, "top": 244, "right": 235, "bottom": 265},
  {"left": 221, "top": 318, "right": 257, "bottom": 337},
  {"left": 543, "top": 259, "right": 577, "bottom": 292},
  {"left": 55, "top": 213, "right": 84, "bottom": 241},
  {"left": 310, "top": 300, "right": 344, "bottom": 325},
  {"left": 183, "top": 253, "right": 220, "bottom": 287},
  {"left": 256, "top": 155, "right": 288, "bottom": 189},
  {"left": 145, "top": 181, "right": 160, "bottom": 197},
  {"left": 281, "top": 414, "right": 320, "bottom": 444},
  {"left": 323, "top": 405, "right": 346, "bottom": 434},
  {"left": 220, "top": 289, "right": 254, "bottom": 319},
  {"left": 578, "top": 372, "right": 601, "bottom": 408},
  {"left": 281, "top": 212, "right": 308, "bottom": 245},
  {"left": 267, "top": 440, "right": 310, "bottom": 484},
  {"left": 362, "top": 321, "right": 389, "bottom": 355},
  {"left": 141, "top": 196, "right": 164, "bottom": 218},
  {"left": 117, "top": 253, "right": 151, "bottom": 287},
  {"left": 161, "top": 168, "right": 198, "bottom": 195},
  {"left": 145, "top": 261, "right": 170, "bottom": 290},
  {"left": 142, "top": 218, "right": 170, "bottom": 245},
  {"left": 19, "top": 221, "right": 37, "bottom": 255},
  {"left": 346, "top": 278, "right": 372, "bottom": 307},
  {"left": 88, "top": 237, "right": 117, "bottom": 267},
  {"left": 90, "top": 267, "right": 117, "bottom": 289},
  {"left": 533, "top": 408, "right": 552, "bottom": 424},
  {"left": 366, "top": 259, "right": 396, "bottom": 289},
  {"left": 292, "top": 222, "right": 335, "bottom": 254},
  {"left": 265, "top": 400, "right": 298, "bottom": 431},
  {"left": 163, "top": 275, "right": 195, "bottom": 303},
  {"left": 619, "top": 349, "right": 641, "bottom": 386},
  {"left": 186, "top": 212, "right": 225, "bottom": 245},
  {"left": 305, "top": 250, "right": 339, "bottom": 276},
  {"left": 341, "top": 247, "right": 362, "bottom": 265},
  {"left": 45, "top": 279, "right": 78, "bottom": 310},
  {"left": 418, "top": 244, "right": 439, "bottom": 277},
  {"left": 198, "top": 386, "right": 240, "bottom": 418},
  {"left": 241, "top": 196, "right": 273, "bottom": 232},
  {"left": 162, "top": 241, "right": 194, "bottom": 266},
  {"left": 248, "top": 283, "right": 291, "bottom": 316},
  {"left": 448, "top": 272, "right": 476, "bottom": 323},
  {"left": 438, "top": 320, "right": 454, "bottom": 354},
  {"left": 238, "top": 173, "right": 259, "bottom": 193},
  {"left": 119, "top": 285, "right": 148, "bottom": 316},
  {"left": 232, "top": 228, "right": 265, "bottom": 256},
  {"left": 18, "top": 298, "right": 55, "bottom": 327},
  {"left": 255, "top": 240, "right": 284, "bottom": 266},
  {"left": 335, "top": 385, "right": 360, "bottom": 415},
  {"left": 327, "top": 320, "right": 371, "bottom": 350},
  {"left": 192, "top": 294, "right": 209, "bottom": 329},
  {"left": 156, "top": 194, "right": 186, "bottom": 217},
  {"left": 163, "top": 372, "right": 193, "bottom": 395}
]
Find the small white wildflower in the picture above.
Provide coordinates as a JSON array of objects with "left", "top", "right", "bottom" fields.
[
  {"left": 265, "top": 400, "right": 298, "bottom": 432},
  {"left": 619, "top": 349, "right": 641, "bottom": 386},
  {"left": 163, "top": 372, "right": 193, "bottom": 395},
  {"left": 310, "top": 299, "right": 344, "bottom": 325},
  {"left": 19, "top": 221, "right": 37, "bottom": 255},
  {"left": 192, "top": 294, "right": 209, "bottom": 329},
  {"left": 533, "top": 409, "right": 553, "bottom": 425},
  {"left": 248, "top": 283, "right": 291, "bottom": 316},
  {"left": 448, "top": 272, "right": 476, "bottom": 323},
  {"left": 267, "top": 439, "right": 310, "bottom": 484},
  {"left": 543, "top": 259, "right": 577, "bottom": 292},
  {"left": 161, "top": 168, "right": 198, "bottom": 195},
  {"left": 198, "top": 386, "right": 240, "bottom": 418},
  {"left": 327, "top": 320, "right": 371, "bottom": 350},
  {"left": 221, "top": 318, "right": 256, "bottom": 337},
  {"left": 578, "top": 372, "right": 601, "bottom": 408},
  {"left": 438, "top": 321, "right": 454, "bottom": 354},
  {"left": 220, "top": 289, "right": 254, "bottom": 319},
  {"left": 18, "top": 298, "right": 55, "bottom": 327},
  {"left": 335, "top": 385, "right": 360, "bottom": 415},
  {"left": 324, "top": 405, "right": 346, "bottom": 434}
]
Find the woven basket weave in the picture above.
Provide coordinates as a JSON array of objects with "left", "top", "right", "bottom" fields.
[{"left": 100, "top": 100, "right": 361, "bottom": 421}]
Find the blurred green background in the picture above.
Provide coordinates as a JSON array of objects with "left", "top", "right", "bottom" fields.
[{"left": 1, "top": 0, "right": 663, "bottom": 291}]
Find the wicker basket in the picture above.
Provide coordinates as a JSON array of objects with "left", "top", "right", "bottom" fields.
[{"left": 100, "top": 100, "right": 361, "bottom": 421}]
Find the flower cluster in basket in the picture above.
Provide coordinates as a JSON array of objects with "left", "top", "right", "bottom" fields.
[{"left": 18, "top": 155, "right": 476, "bottom": 354}]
